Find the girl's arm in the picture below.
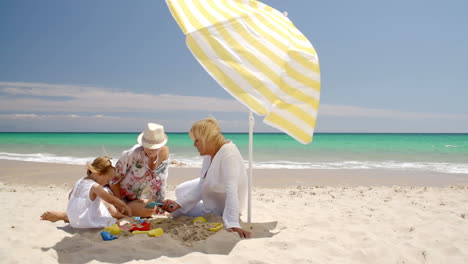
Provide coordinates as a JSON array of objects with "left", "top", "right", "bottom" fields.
[{"left": 91, "top": 185, "right": 132, "bottom": 216}]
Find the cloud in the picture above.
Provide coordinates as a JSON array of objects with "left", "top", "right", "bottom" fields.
[
  {"left": 0, "top": 114, "right": 120, "bottom": 120},
  {"left": 0, "top": 82, "right": 246, "bottom": 113},
  {"left": 1, "top": 81, "right": 467, "bottom": 134},
  {"left": 2, "top": 82, "right": 466, "bottom": 121}
]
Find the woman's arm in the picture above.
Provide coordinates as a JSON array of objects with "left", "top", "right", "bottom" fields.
[
  {"left": 154, "top": 146, "right": 170, "bottom": 201},
  {"left": 221, "top": 155, "right": 251, "bottom": 238},
  {"left": 155, "top": 146, "right": 169, "bottom": 169},
  {"left": 91, "top": 184, "right": 132, "bottom": 216},
  {"left": 154, "top": 161, "right": 169, "bottom": 202},
  {"left": 221, "top": 155, "right": 241, "bottom": 228},
  {"left": 109, "top": 183, "right": 121, "bottom": 200},
  {"left": 109, "top": 147, "right": 135, "bottom": 199}
]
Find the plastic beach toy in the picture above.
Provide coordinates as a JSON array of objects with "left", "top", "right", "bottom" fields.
[
  {"left": 144, "top": 202, "right": 164, "bottom": 209},
  {"left": 145, "top": 202, "right": 175, "bottom": 209},
  {"left": 104, "top": 224, "right": 121, "bottom": 235},
  {"left": 100, "top": 231, "right": 117, "bottom": 241},
  {"left": 193, "top": 216, "right": 207, "bottom": 223},
  {"left": 208, "top": 223, "right": 223, "bottom": 232},
  {"left": 119, "top": 220, "right": 130, "bottom": 225},
  {"left": 132, "top": 228, "right": 164, "bottom": 237},
  {"left": 129, "top": 222, "right": 151, "bottom": 232}
]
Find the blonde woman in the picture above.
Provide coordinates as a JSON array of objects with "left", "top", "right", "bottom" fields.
[{"left": 161, "top": 117, "right": 251, "bottom": 238}]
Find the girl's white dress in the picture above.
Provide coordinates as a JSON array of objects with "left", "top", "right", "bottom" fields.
[{"left": 67, "top": 178, "right": 116, "bottom": 228}]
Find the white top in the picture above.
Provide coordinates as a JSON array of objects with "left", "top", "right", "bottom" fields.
[
  {"left": 67, "top": 178, "right": 116, "bottom": 228},
  {"left": 176, "top": 141, "right": 247, "bottom": 229}
]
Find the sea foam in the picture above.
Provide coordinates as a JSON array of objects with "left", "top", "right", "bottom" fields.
[
  {"left": 1, "top": 152, "right": 467, "bottom": 174},
  {"left": 0, "top": 152, "right": 94, "bottom": 165}
]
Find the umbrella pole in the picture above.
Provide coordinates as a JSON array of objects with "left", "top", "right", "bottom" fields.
[{"left": 248, "top": 111, "right": 254, "bottom": 223}]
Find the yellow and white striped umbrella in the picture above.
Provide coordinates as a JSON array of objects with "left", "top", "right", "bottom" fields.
[{"left": 166, "top": 0, "right": 320, "bottom": 143}]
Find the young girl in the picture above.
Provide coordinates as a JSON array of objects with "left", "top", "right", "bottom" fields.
[{"left": 41, "top": 156, "right": 132, "bottom": 228}]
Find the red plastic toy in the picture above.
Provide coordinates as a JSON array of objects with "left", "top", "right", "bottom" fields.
[{"left": 129, "top": 222, "right": 151, "bottom": 232}]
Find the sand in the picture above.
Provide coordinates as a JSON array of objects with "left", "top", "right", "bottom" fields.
[{"left": 1, "top": 160, "right": 468, "bottom": 263}]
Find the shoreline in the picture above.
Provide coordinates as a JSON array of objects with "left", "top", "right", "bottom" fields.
[{"left": 1, "top": 160, "right": 467, "bottom": 188}]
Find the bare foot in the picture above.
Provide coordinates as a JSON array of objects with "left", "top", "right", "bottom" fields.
[{"left": 40, "top": 211, "right": 69, "bottom": 222}]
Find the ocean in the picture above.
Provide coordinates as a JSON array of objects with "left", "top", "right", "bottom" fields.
[{"left": 0, "top": 133, "right": 467, "bottom": 174}]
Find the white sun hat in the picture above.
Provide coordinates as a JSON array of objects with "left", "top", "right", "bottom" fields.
[{"left": 137, "top": 123, "right": 168, "bottom": 149}]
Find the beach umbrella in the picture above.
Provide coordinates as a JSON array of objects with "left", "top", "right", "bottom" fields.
[{"left": 165, "top": 0, "right": 321, "bottom": 222}]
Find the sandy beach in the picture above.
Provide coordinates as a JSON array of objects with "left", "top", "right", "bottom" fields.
[{"left": 1, "top": 160, "right": 468, "bottom": 263}]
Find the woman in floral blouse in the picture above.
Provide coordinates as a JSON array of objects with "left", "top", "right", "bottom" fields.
[
  {"left": 40, "top": 123, "right": 170, "bottom": 222},
  {"left": 109, "top": 123, "right": 170, "bottom": 217}
]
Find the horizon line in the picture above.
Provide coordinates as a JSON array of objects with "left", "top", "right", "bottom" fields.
[{"left": 1, "top": 131, "right": 468, "bottom": 135}]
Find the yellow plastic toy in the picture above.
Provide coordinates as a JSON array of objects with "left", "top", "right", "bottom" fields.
[
  {"left": 132, "top": 228, "right": 164, "bottom": 237},
  {"left": 193, "top": 216, "right": 207, "bottom": 223},
  {"left": 208, "top": 223, "right": 223, "bottom": 232},
  {"left": 104, "top": 224, "right": 121, "bottom": 235}
]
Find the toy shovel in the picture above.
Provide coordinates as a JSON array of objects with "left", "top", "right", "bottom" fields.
[
  {"left": 144, "top": 202, "right": 164, "bottom": 209},
  {"left": 145, "top": 201, "right": 175, "bottom": 209},
  {"left": 132, "top": 228, "right": 164, "bottom": 237}
]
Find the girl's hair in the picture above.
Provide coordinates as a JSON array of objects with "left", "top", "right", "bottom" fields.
[
  {"left": 189, "top": 117, "right": 225, "bottom": 150},
  {"left": 86, "top": 156, "right": 114, "bottom": 176}
]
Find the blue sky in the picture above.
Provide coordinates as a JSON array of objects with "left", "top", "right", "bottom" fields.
[{"left": 1, "top": 0, "right": 467, "bottom": 134}]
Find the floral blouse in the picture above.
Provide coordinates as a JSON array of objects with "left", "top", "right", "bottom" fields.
[{"left": 110, "top": 144, "right": 169, "bottom": 202}]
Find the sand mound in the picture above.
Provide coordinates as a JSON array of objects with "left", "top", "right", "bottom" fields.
[{"left": 111, "top": 214, "right": 225, "bottom": 247}]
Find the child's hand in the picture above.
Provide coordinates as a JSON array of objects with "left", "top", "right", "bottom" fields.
[
  {"left": 119, "top": 204, "right": 132, "bottom": 216},
  {"left": 125, "top": 205, "right": 132, "bottom": 216}
]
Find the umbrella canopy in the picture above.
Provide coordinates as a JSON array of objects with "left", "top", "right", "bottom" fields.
[{"left": 166, "top": 0, "right": 320, "bottom": 143}]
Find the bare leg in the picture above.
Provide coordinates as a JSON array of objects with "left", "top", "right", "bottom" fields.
[
  {"left": 127, "top": 199, "right": 155, "bottom": 218},
  {"left": 40, "top": 211, "right": 69, "bottom": 222}
]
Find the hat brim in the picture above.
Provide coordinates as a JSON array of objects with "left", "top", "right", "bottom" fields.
[{"left": 137, "top": 132, "right": 168, "bottom": 149}]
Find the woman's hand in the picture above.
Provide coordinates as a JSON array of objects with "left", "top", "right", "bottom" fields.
[
  {"left": 160, "top": 199, "right": 181, "bottom": 213},
  {"left": 228, "top": 227, "right": 251, "bottom": 238}
]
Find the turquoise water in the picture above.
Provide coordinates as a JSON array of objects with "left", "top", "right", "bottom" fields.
[{"left": 1, "top": 133, "right": 467, "bottom": 174}]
